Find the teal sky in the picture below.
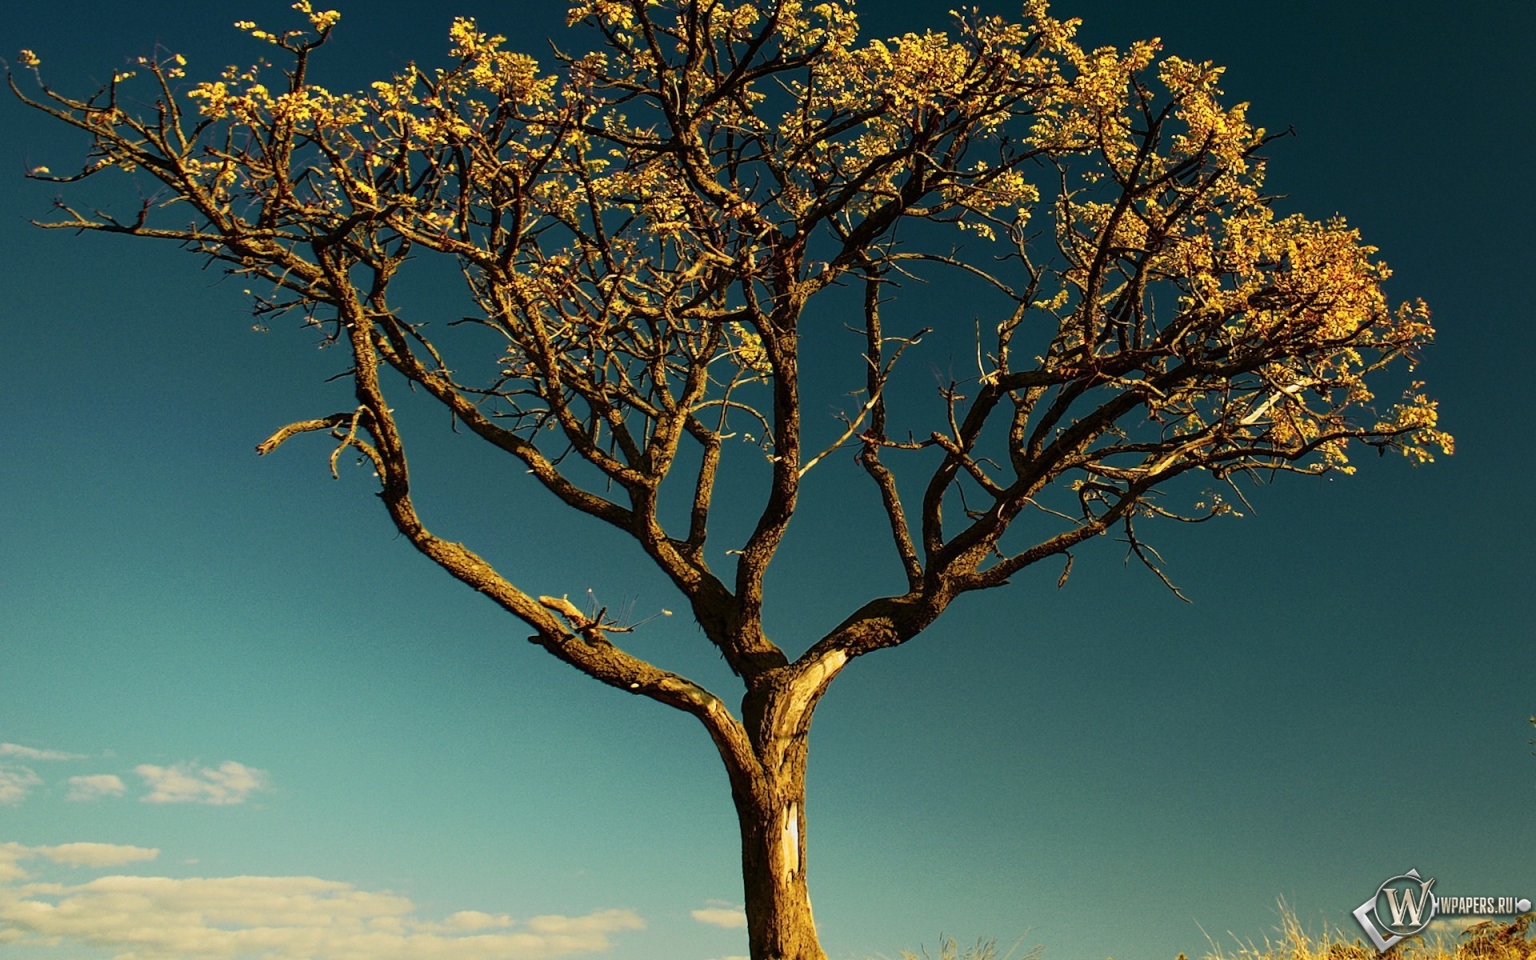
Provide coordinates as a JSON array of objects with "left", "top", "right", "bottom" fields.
[{"left": 1, "top": 2, "right": 1532, "bottom": 960}]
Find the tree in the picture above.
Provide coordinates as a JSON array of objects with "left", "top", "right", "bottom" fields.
[{"left": 9, "top": 2, "right": 1449, "bottom": 957}]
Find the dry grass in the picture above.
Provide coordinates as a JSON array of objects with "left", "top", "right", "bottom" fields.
[
  {"left": 1197, "top": 910, "right": 1534, "bottom": 960},
  {"left": 881, "top": 935, "right": 1041, "bottom": 960},
  {"left": 882, "top": 910, "right": 1534, "bottom": 960}
]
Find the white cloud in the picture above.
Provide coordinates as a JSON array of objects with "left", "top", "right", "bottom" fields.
[
  {"left": 692, "top": 904, "right": 747, "bottom": 929},
  {"left": 0, "top": 870, "right": 645, "bottom": 960},
  {"left": 0, "top": 841, "right": 159, "bottom": 880},
  {"left": 135, "top": 761, "right": 267, "bottom": 805},
  {"left": 66, "top": 774, "right": 126, "bottom": 801},
  {"left": 0, "top": 766, "right": 42, "bottom": 806},
  {"left": 0, "top": 844, "right": 31, "bottom": 883},
  {"left": 425, "top": 910, "right": 517, "bottom": 933},
  {"left": 35, "top": 843, "right": 160, "bottom": 868},
  {"left": 0, "top": 743, "right": 84, "bottom": 762}
]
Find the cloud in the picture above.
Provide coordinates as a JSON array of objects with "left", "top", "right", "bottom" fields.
[
  {"left": 0, "top": 766, "right": 42, "bottom": 805},
  {"left": 0, "top": 743, "right": 84, "bottom": 762},
  {"left": 0, "top": 842, "right": 159, "bottom": 880},
  {"left": 35, "top": 843, "right": 160, "bottom": 868},
  {"left": 422, "top": 910, "right": 517, "bottom": 933},
  {"left": 0, "top": 844, "right": 31, "bottom": 883},
  {"left": 66, "top": 774, "right": 126, "bottom": 801},
  {"left": 135, "top": 761, "right": 267, "bottom": 805},
  {"left": 0, "top": 870, "right": 645, "bottom": 960},
  {"left": 692, "top": 903, "right": 747, "bottom": 929}
]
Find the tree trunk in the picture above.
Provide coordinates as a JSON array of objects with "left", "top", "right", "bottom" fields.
[
  {"left": 734, "top": 747, "right": 828, "bottom": 960},
  {"left": 720, "top": 654, "right": 848, "bottom": 960}
]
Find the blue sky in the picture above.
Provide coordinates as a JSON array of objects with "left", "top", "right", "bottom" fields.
[{"left": 1, "top": 2, "right": 1532, "bottom": 959}]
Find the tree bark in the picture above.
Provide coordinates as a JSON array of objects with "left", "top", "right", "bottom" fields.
[
  {"left": 734, "top": 744, "right": 827, "bottom": 960},
  {"left": 724, "top": 656, "right": 848, "bottom": 960}
]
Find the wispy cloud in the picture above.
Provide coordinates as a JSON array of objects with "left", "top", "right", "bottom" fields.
[
  {"left": 65, "top": 774, "right": 126, "bottom": 802},
  {"left": 692, "top": 901, "right": 747, "bottom": 929},
  {"left": 0, "top": 743, "right": 84, "bottom": 762},
  {"left": 416, "top": 910, "right": 517, "bottom": 933},
  {"left": 0, "top": 841, "right": 159, "bottom": 880},
  {"left": 135, "top": 761, "right": 267, "bottom": 805},
  {"left": 0, "top": 865, "right": 645, "bottom": 960},
  {"left": 0, "top": 742, "right": 89, "bottom": 806},
  {"left": 0, "top": 766, "right": 42, "bottom": 806},
  {"left": 34, "top": 843, "right": 160, "bottom": 868},
  {"left": 0, "top": 843, "right": 31, "bottom": 883}
]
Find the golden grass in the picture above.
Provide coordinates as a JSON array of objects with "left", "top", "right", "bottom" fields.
[
  {"left": 882, "top": 910, "right": 1534, "bottom": 960},
  {"left": 1196, "top": 910, "right": 1534, "bottom": 960},
  {"left": 880, "top": 935, "right": 1040, "bottom": 960}
]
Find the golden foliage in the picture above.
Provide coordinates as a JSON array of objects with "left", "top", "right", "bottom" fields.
[{"left": 11, "top": 0, "right": 1448, "bottom": 602}]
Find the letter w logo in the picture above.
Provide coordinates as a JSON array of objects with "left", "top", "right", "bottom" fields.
[{"left": 1383, "top": 878, "right": 1436, "bottom": 928}]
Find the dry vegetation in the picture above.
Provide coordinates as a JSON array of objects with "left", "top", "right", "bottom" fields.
[
  {"left": 1196, "top": 911, "right": 1534, "bottom": 960},
  {"left": 885, "top": 935, "right": 1039, "bottom": 960},
  {"left": 885, "top": 913, "right": 1535, "bottom": 960}
]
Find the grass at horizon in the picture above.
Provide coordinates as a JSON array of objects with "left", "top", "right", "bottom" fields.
[{"left": 879, "top": 911, "right": 1534, "bottom": 960}]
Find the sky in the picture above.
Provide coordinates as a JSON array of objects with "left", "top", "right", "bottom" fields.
[{"left": 0, "top": 2, "right": 1533, "bottom": 960}]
